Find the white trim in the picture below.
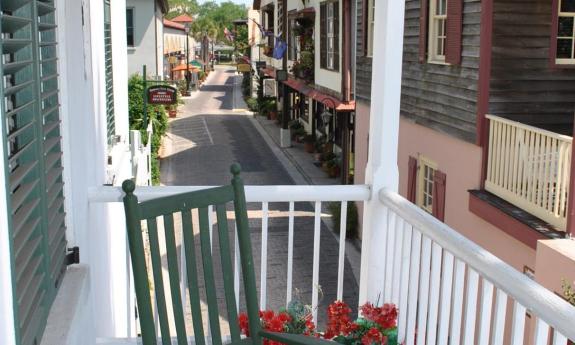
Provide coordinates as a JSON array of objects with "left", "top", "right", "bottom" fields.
[
  {"left": 416, "top": 155, "right": 437, "bottom": 214},
  {"left": 555, "top": 0, "right": 575, "bottom": 63},
  {"left": 0, "top": 91, "right": 16, "bottom": 345},
  {"left": 427, "top": 0, "right": 447, "bottom": 64},
  {"left": 57, "top": 0, "right": 76, "bottom": 247}
]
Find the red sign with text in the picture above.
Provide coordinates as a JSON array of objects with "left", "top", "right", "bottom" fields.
[{"left": 147, "top": 85, "right": 177, "bottom": 105}]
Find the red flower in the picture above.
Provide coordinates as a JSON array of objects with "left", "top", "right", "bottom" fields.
[
  {"left": 360, "top": 303, "right": 397, "bottom": 329},
  {"left": 238, "top": 313, "right": 250, "bottom": 336},
  {"left": 325, "top": 301, "right": 355, "bottom": 339},
  {"left": 361, "top": 327, "right": 387, "bottom": 345}
]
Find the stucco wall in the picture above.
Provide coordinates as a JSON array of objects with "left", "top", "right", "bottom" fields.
[
  {"left": 126, "top": 0, "right": 163, "bottom": 77},
  {"left": 397, "top": 118, "right": 536, "bottom": 272}
]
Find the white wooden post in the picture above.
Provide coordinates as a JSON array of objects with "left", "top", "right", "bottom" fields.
[{"left": 358, "top": 0, "right": 407, "bottom": 305}]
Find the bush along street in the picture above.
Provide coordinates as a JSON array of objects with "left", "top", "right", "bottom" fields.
[{"left": 128, "top": 74, "right": 169, "bottom": 185}]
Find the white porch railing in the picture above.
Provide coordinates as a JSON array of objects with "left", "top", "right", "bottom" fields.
[
  {"left": 129, "top": 123, "right": 153, "bottom": 187},
  {"left": 485, "top": 115, "right": 572, "bottom": 230},
  {"left": 87, "top": 184, "right": 575, "bottom": 345},
  {"left": 377, "top": 188, "right": 575, "bottom": 345}
]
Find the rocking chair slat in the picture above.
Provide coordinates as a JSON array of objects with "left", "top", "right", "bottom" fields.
[
  {"left": 181, "top": 209, "right": 206, "bottom": 345},
  {"left": 146, "top": 217, "right": 173, "bottom": 345},
  {"left": 199, "top": 207, "right": 223, "bottom": 345},
  {"left": 123, "top": 165, "right": 268, "bottom": 345},
  {"left": 216, "top": 204, "right": 241, "bottom": 343},
  {"left": 163, "top": 214, "right": 188, "bottom": 345}
]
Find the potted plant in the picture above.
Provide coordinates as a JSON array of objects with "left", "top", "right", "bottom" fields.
[
  {"left": 291, "top": 51, "right": 314, "bottom": 83},
  {"left": 167, "top": 105, "right": 177, "bottom": 118},
  {"left": 303, "top": 134, "right": 315, "bottom": 153},
  {"left": 326, "top": 158, "right": 341, "bottom": 178},
  {"left": 293, "top": 127, "right": 307, "bottom": 142},
  {"left": 321, "top": 152, "right": 336, "bottom": 172}
]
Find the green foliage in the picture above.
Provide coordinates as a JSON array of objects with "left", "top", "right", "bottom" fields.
[
  {"left": 328, "top": 201, "right": 359, "bottom": 239},
  {"left": 128, "top": 74, "right": 169, "bottom": 185},
  {"left": 245, "top": 97, "right": 258, "bottom": 112},
  {"left": 166, "top": 0, "right": 199, "bottom": 18},
  {"left": 283, "top": 300, "right": 313, "bottom": 334},
  {"left": 563, "top": 279, "right": 575, "bottom": 306},
  {"left": 242, "top": 72, "right": 251, "bottom": 97}
]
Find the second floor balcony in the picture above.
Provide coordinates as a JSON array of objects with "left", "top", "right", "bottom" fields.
[{"left": 483, "top": 115, "right": 573, "bottom": 233}]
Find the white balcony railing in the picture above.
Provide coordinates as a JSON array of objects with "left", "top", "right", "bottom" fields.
[
  {"left": 88, "top": 184, "right": 575, "bottom": 345},
  {"left": 485, "top": 115, "right": 573, "bottom": 230}
]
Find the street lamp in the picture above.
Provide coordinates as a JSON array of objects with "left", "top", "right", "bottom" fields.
[
  {"left": 320, "top": 97, "right": 337, "bottom": 131},
  {"left": 184, "top": 23, "right": 191, "bottom": 92}
]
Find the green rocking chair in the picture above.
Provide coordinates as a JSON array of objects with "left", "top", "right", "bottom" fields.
[{"left": 122, "top": 164, "right": 333, "bottom": 345}]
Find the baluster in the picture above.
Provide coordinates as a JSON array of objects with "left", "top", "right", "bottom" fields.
[
  {"left": 437, "top": 252, "right": 454, "bottom": 345},
  {"left": 405, "top": 229, "right": 422, "bottom": 345},
  {"left": 416, "top": 236, "right": 432, "bottom": 345},
  {"left": 487, "top": 118, "right": 495, "bottom": 183},
  {"left": 450, "top": 259, "right": 466, "bottom": 345},
  {"left": 510, "top": 302, "right": 526, "bottom": 345},
  {"left": 391, "top": 217, "right": 405, "bottom": 306},
  {"left": 234, "top": 224, "right": 240, "bottom": 312},
  {"left": 533, "top": 319, "right": 550, "bottom": 345},
  {"left": 463, "top": 269, "right": 479, "bottom": 345},
  {"left": 477, "top": 280, "right": 494, "bottom": 345},
  {"left": 287, "top": 202, "right": 295, "bottom": 305},
  {"left": 552, "top": 331, "right": 568, "bottom": 345},
  {"left": 260, "top": 202, "right": 269, "bottom": 309},
  {"left": 337, "top": 201, "right": 348, "bottom": 301},
  {"left": 426, "top": 243, "right": 442, "bottom": 345},
  {"left": 491, "top": 289, "right": 507, "bottom": 345},
  {"left": 311, "top": 201, "right": 322, "bottom": 323},
  {"left": 397, "top": 221, "right": 413, "bottom": 343}
]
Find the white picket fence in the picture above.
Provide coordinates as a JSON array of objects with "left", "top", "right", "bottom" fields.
[{"left": 485, "top": 115, "right": 572, "bottom": 230}]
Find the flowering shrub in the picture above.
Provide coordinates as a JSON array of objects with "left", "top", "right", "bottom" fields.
[{"left": 239, "top": 300, "right": 397, "bottom": 345}]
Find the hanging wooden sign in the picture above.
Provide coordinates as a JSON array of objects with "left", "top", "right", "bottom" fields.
[
  {"left": 147, "top": 85, "right": 178, "bottom": 105},
  {"left": 237, "top": 64, "right": 252, "bottom": 73}
]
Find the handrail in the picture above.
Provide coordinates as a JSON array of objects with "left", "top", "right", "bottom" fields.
[
  {"left": 378, "top": 187, "right": 575, "bottom": 341},
  {"left": 88, "top": 184, "right": 372, "bottom": 203},
  {"left": 486, "top": 114, "right": 573, "bottom": 142}
]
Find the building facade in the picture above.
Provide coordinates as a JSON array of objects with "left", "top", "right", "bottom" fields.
[
  {"left": 253, "top": 0, "right": 356, "bottom": 184},
  {"left": 355, "top": 0, "right": 575, "bottom": 297},
  {"left": 125, "top": 0, "right": 168, "bottom": 77},
  {"left": 163, "top": 18, "right": 195, "bottom": 80}
]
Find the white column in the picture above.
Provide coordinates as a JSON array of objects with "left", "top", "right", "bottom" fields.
[{"left": 358, "top": 0, "right": 406, "bottom": 305}]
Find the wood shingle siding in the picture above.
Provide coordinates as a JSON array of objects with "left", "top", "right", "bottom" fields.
[
  {"left": 356, "top": 0, "right": 373, "bottom": 102},
  {"left": 401, "top": 0, "right": 482, "bottom": 143},
  {"left": 489, "top": 0, "right": 575, "bottom": 135}
]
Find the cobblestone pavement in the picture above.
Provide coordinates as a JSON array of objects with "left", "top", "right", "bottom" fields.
[{"left": 158, "top": 66, "right": 359, "bottom": 337}]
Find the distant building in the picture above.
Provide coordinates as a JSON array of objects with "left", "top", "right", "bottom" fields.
[
  {"left": 126, "top": 0, "right": 169, "bottom": 77},
  {"left": 163, "top": 19, "right": 196, "bottom": 80}
]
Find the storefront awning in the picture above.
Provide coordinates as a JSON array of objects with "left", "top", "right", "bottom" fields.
[{"left": 261, "top": 67, "right": 355, "bottom": 111}]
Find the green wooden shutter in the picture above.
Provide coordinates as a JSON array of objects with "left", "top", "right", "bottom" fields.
[
  {"left": 320, "top": 3, "right": 327, "bottom": 69},
  {"left": 104, "top": 0, "right": 116, "bottom": 145},
  {"left": 0, "top": 1, "right": 67, "bottom": 344}
]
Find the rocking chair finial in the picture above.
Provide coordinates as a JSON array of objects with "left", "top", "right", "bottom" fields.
[{"left": 122, "top": 179, "right": 136, "bottom": 194}]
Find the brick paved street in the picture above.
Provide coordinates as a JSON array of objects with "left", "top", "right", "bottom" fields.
[{"left": 159, "top": 66, "right": 358, "bottom": 336}]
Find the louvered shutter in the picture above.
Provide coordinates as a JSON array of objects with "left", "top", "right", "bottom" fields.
[
  {"left": 432, "top": 170, "right": 447, "bottom": 221},
  {"left": 419, "top": 0, "right": 429, "bottom": 63},
  {"left": 445, "top": 0, "right": 463, "bottom": 65},
  {"left": 320, "top": 3, "right": 327, "bottom": 69},
  {"left": 104, "top": 0, "right": 116, "bottom": 144},
  {"left": 407, "top": 156, "right": 418, "bottom": 202},
  {"left": 0, "top": 1, "right": 67, "bottom": 344},
  {"left": 333, "top": 1, "right": 340, "bottom": 71}
]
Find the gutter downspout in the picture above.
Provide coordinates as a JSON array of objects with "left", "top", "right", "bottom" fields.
[{"left": 342, "top": 0, "right": 351, "bottom": 103}]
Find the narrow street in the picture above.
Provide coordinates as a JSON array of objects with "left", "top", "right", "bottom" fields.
[{"left": 159, "top": 65, "right": 359, "bottom": 334}]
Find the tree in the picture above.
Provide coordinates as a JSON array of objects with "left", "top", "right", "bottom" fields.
[{"left": 166, "top": 0, "right": 199, "bottom": 19}]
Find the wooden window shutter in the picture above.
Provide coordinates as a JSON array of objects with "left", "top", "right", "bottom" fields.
[
  {"left": 1, "top": 0, "right": 68, "bottom": 344},
  {"left": 320, "top": 3, "right": 327, "bottom": 68},
  {"left": 334, "top": 1, "right": 340, "bottom": 71},
  {"left": 550, "top": 0, "right": 560, "bottom": 66},
  {"left": 105, "top": 0, "right": 116, "bottom": 144},
  {"left": 407, "top": 156, "right": 418, "bottom": 202},
  {"left": 419, "top": 0, "right": 429, "bottom": 63},
  {"left": 445, "top": 0, "right": 463, "bottom": 65},
  {"left": 432, "top": 170, "right": 447, "bottom": 221}
]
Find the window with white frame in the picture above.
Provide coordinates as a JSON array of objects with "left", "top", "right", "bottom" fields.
[
  {"left": 126, "top": 8, "right": 135, "bottom": 47},
  {"left": 556, "top": 0, "right": 575, "bottom": 64},
  {"left": 428, "top": 0, "right": 447, "bottom": 63},
  {"left": 320, "top": 1, "right": 339, "bottom": 70},
  {"left": 367, "top": 0, "right": 375, "bottom": 57},
  {"left": 417, "top": 156, "right": 437, "bottom": 214},
  {"left": 327, "top": 2, "right": 336, "bottom": 69}
]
